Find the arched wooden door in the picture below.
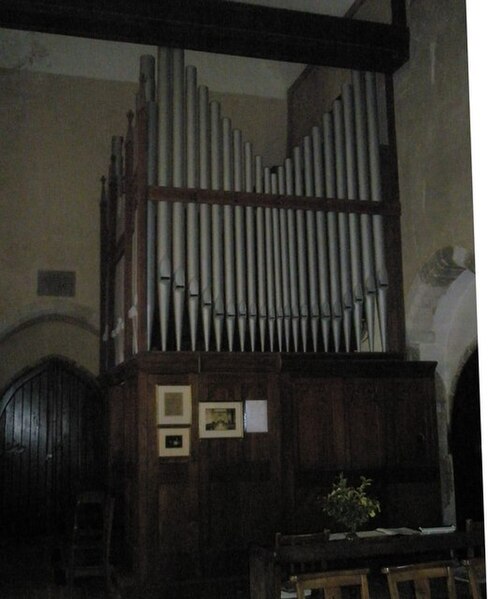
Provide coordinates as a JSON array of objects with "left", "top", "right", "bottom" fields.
[
  {"left": 451, "top": 349, "right": 484, "bottom": 526},
  {"left": 0, "top": 357, "right": 105, "bottom": 537}
]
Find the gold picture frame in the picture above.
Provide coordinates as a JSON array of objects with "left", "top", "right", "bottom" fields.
[
  {"left": 199, "top": 402, "right": 244, "bottom": 438},
  {"left": 158, "top": 427, "right": 191, "bottom": 458},
  {"left": 156, "top": 385, "right": 192, "bottom": 425}
]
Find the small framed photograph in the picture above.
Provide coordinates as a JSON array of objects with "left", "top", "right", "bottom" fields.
[
  {"left": 156, "top": 385, "right": 192, "bottom": 425},
  {"left": 158, "top": 427, "right": 191, "bottom": 457},
  {"left": 199, "top": 402, "right": 244, "bottom": 438}
]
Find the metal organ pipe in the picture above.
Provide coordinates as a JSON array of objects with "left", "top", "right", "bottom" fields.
[
  {"left": 255, "top": 156, "right": 267, "bottom": 351},
  {"left": 146, "top": 101, "right": 158, "bottom": 350},
  {"left": 222, "top": 117, "right": 236, "bottom": 350},
  {"left": 343, "top": 82, "right": 364, "bottom": 351},
  {"left": 278, "top": 165, "right": 291, "bottom": 352},
  {"left": 271, "top": 171, "right": 283, "bottom": 351},
  {"left": 304, "top": 135, "right": 319, "bottom": 352},
  {"left": 323, "top": 112, "right": 343, "bottom": 352},
  {"left": 171, "top": 48, "right": 186, "bottom": 351},
  {"left": 264, "top": 167, "right": 276, "bottom": 350},
  {"left": 333, "top": 98, "right": 353, "bottom": 352},
  {"left": 365, "top": 71, "right": 389, "bottom": 351},
  {"left": 244, "top": 141, "right": 257, "bottom": 351},
  {"left": 210, "top": 101, "right": 224, "bottom": 350},
  {"left": 285, "top": 157, "right": 300, "bottom": 351},
  {"left": 199, "top": 85, "right": 212, "bottom": 350},
  {"left": 186, "top": 65, "right": 199, "bottom": 351},
  {"left": 293, "top": 146, "right": 309, "bottom": 352},
  {"left": 312, "top": 125, "right": 331, "bottom": 352},
  {"left": 233, "top": 129, "right": 247, "bottom": 351},
  {"left": 352, "top": 70, "right": 377, "bottom": 350},
  {"left": 156, "top": 47, "right": 172, "bottom": 352}
]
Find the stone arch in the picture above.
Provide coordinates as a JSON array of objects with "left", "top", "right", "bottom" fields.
[
  {"left": 0, "top": 302, "right": 99, "bottom": 391},
  {"left": 405, "top": 245, "right": 477, "bottom": 526}
]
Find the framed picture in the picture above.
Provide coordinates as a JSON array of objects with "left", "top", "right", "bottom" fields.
[
  {"left": 156, "top": 385, "right": 192, "bottom": 425},
  {"left": 158, "top": 427, "right": 191, "bottom": 457},
  {"left": 199, "top": 402, "right": 244, "bottom": 438}
]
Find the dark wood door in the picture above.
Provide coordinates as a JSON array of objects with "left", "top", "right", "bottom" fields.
[{"left": 0, "top": 357, "right": 105, "bottom": 536}]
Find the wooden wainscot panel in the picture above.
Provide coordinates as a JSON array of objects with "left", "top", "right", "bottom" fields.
[
  {"left": 383, "top": 374, "right": 441, "bottom": 527},
  {"left": 344, "top": 378, "right": 387, "bottom": 471},
  {"left": 286, "top": 377, "right": 348, "bottom": 532},
  {"left": 386, "top": 376, "right": 438, "bottom": 468},
  {"left": 148, "top": 373, "right": 199, "bottom": 583},
  {"left": 293, "top": 378, "right": 347, "bottom": 471},
  {"left": 197, "top": 372, "right": 281, "bottom": 577}
]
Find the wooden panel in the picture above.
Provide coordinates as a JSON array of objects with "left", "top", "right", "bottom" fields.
[
  {"left": 103, "top": 356, "right": 440, "bottom": 589},
  {"left": 0, "top": 0, "right": 410, "bottom": 73},
  {"left": 387, "top": 378, "right": 438, "bottom": 468},
  {"left": 197, "top": 372, "right": 282, "bottom": 576},
  {"left": 344, "top": 379, "right": 387, "bottom": 470},
  {"left": 294, "top": 378, "right": 347, "bottom": 471}
]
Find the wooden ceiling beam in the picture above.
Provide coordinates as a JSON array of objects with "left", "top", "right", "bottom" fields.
[{"left": 0, "top": 0, "right": 409, "bottom": 73}]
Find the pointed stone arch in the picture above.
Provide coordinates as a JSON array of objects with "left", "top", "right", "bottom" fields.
[{"left": 405, "top": 245, "right": 477, "bottom": 526}]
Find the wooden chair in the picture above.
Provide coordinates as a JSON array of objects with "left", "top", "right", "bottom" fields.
[
  {"left": 275, "top": 531, "right": 330, "bottom": 598},
  {"left": 66, "top": 490, "right": 115, "bottom": 595},
  {"left": 453, "top": 520, "right": 485, "bottom": 597},
  {"left": 459, "top": 558, "right": 486, "bottom": 599},
  {"left": 290, "top": 568, "right": 371, "bottom": 599},
  {"left": 466, "top": 520, "right": 485, "bottom": 559},
  {"left": 381, "top": 561, "right": 457, "bottom": 599}
]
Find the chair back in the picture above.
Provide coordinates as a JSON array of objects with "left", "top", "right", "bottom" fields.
[
  {"left": 381, "top": 561, "right": 457, "bottom": 599},
  {"left": 466, "top": 519, "right": 485, "bottom": 558},
  {"left": 290, "top": 568, "right": 370, "bottom": 599},
  {"left": 68, "top": 490, "right": 115, "bottom": 590},
  {"left": 462, "top": 557, "right": 486, "bottom": 599}
]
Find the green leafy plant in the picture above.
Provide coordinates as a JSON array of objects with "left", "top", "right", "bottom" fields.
[{"left": 318, "top": 473, "right": 380, "bottom": 534}]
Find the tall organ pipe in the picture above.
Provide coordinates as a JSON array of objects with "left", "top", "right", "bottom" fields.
[
  {"left": 293, "top": 146, "right": 309, "bottom": 351},
  {"left": 304, "top": 135, "right": 319, "bottom": 352},
  {"left": 285, "top": 157, "right": 300, "bottom": 351},
  {"left": 172, "top": 48, "right": 186, "bottom": 351},
  {"left": 156, "top": 47, "right": 172, "bottom": 351},
  {"left": 199, "top": 86, "right": 212, "bottom": 350},
  {"left": 343, "top": 82, "right": 364, "bottom": 350},
  {"left": 323, "top": 112, "right": 343, "bottom": 352},
  {"left": 141, "top": 51, "right": 157, "bottom": 352},
  {"left": 146, "top": 100, "right": 158, "bottom": 350},
  {"left": 312, "top": 125, "right": 331, "bottom": 351},
  {"left": 255, "top": 156, "right": 267, "bottom": 351},
  {"left": 222, "top": 117, "right": 236, "bottom": 350},
  {"left": 333, "top": 99, "right": 353, "bottom": 352},
  {"left": 186, "top": 65, "right": 199, "bottom": 351},
  {"left": 278, "top": 165, "right": 291, "bottom": 351},
  {"left": 234, "top": 129, "right": 247, "bottom": 351},
  {"left": 271, "top": 171, "right": 283, "bottom": 351},
  {"left": 244, "top": 141, "right": 257, "bottom": 351},
  {"left": 210, "top": 101, "right": 224, "bottom": 350},
  {"left": 365, "top": 71, "right": 389, "bottom": 351},
  {"left": 264, "top": 167, "right": 276, "bottom": 350},
  {"left": 352, "top": 70, "right": 377, "bottom": 350}
]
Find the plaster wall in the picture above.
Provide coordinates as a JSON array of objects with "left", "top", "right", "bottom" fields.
[{"left": 393, "top": 0, "right": 474, "bottom": 294}]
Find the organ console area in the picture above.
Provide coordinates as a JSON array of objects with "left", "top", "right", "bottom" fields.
[{"left": 99, "top": 37, "right": 441, "bottom": 595}]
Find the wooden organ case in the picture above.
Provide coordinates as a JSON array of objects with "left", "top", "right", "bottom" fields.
[{"left": 99, "top": 3, "right": 441, "bottom": 592}]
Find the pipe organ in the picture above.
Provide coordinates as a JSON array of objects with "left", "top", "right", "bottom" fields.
[
  {"left": 103, "top": 46, "right": 403, "bottom": 367},
  {"left": 101, "top": 42, "right": 441, "bottom": 595}
]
